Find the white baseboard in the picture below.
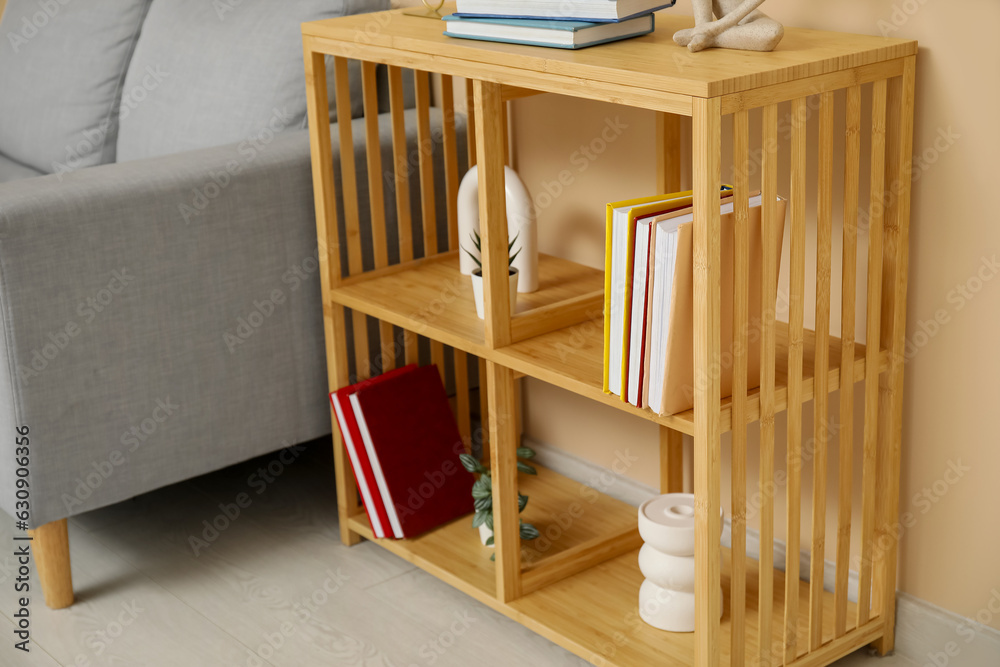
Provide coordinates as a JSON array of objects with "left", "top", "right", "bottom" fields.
[{"left": 524, "top": 438, "right": 1000, "bottom": 663}]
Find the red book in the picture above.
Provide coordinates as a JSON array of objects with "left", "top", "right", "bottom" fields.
[
  {"left": 350, "top": 364, "right": 473, "bottom": 539},
  {"left": 330, "top": 364, "right": 419, "bottom": 539}
]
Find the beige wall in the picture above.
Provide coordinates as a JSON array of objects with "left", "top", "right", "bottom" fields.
[{"left": 512, "top": 0, "right": 1000, "bottom": 628}]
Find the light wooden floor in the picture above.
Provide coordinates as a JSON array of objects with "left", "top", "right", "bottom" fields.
[{"left": 1, "top": 439, "right": 919, "bottom": 667}]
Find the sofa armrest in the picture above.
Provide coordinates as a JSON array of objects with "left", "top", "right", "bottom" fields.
[{"left": 0, "top": 127, "right": 329, "bottom": 526}]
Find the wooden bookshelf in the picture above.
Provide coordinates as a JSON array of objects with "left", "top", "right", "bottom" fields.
[{"left": 303, "top": 8, "right": 916, "bottom": 666}]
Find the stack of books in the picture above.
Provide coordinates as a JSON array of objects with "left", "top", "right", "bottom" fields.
[
  {"left": 444, "top": 0, "right": 675, "bottom": 49},
  {"left": 330, "top": 364, "right": 473, "bottom": 539},
  {"left": 604, "top": 190, "right": 788, "bottom": 416}
]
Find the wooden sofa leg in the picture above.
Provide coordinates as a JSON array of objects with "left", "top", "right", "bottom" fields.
[{"left": 27, "top": 519, "right": 74, "bottom": 609}]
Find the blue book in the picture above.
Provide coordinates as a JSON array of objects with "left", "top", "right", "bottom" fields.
[
  {"left": 454, "top": 0, "right": 674, "bottom": 23},
  {"left": 443, "top": 14, "right": 655, "bottom": 49}
]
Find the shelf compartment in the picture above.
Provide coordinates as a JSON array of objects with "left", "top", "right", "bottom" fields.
[
  {"left": 350, "top": 472, "right": 875, "bottom": 667},
  {"left": 493, "top": 317, "right": 888, "bottom": 437},
  {"left": 328, "top": 251, "right": 604, "bottom": 355},
  {"left": 346, "top": 462, "right": 639, "bottom": 603}
]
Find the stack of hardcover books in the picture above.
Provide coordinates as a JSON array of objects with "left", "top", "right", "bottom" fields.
[{"left": 444, "top": 0, "right": 675, "bottom": 50}]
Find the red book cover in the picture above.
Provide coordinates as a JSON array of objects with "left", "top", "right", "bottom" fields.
[
  {"left": 350, "top": 364, "right": 473, "bottom": 539},
  {"left": 330, "top": 364, "right": 419, "bottom": 539}
]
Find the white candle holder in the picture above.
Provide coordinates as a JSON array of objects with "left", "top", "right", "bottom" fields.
[{"left": 637, "top": 493, "right": 723, "bottom": 632}]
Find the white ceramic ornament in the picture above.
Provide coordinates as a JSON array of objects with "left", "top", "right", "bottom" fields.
[
  {"left": 637, "top": 493, "right": 724, "bottom": 632},
  {"left": 674, "top": 0, "right": 784, "bottom": 53}
]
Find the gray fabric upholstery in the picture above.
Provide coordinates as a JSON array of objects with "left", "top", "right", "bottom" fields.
[
  {"left": 0, "top": 108, "right": 466, "bottom": 526},
  {"left": 116, "top": 0, "right": 388, "bottom": 162},
  {"left": 0, "top": 0, "right": 151, "bottom": 174},
  {"left": 0, "top": 153, "right": 43, "bottom": 183}
]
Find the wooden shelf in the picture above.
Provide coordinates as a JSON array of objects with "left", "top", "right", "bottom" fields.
[
  {"left": 346, "top": 463, "right": 640, "bottom": 600},
  {"left": 329, "top": 251, "right": 604, "bottom": 356},
  {"left": 494, "top": 318, "right": 888, "bottom": 436},
  {"left": 350, "top": 464, "right": 871, "bottom": 667}
]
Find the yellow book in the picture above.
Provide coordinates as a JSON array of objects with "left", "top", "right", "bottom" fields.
[{"left": 603, "top": 191, "right": 693, "bottom": 398}]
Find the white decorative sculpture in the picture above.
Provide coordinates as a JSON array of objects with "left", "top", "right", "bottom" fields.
[
  {"left": 674, "top": 0, "right": 784, "bottom": 53},
  {"left": 637, "top": 493, "right": 723, "bottom": 632},
  {"left": 457, "top": 165, "right": 538, "bottom": 293}
]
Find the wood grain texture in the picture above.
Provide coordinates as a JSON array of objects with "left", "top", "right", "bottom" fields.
[
  {"left": 872, "top": 59, "right": 916, "bottom": 656},
  {"left": 785, "top": 95, "right": 809, "bottom": 664},
  {"left": 660, "top": 426, "right": 684, "bottom": 493},
  {"left": 486, "top": 362, "right": 521, "bottom": 602},
  {"left": 303, "top": 8, "right": 916, "bottom": 100},
  {"left": 811, "top": 90, "right": 835, "bottom": 652},
  {"left": 656, "top": 112, "right": 682, "bottom": 193},
  {"left": 731, "top": 107, "right": 751, "bottom": 667},
  {"left": 836, "top": 84, "right": 863, "bottom": 636},
  {"left": 857, "top": 78, "right": 888, "bottom": 628},
  {"left": 414, "top": 69, "right": 438, "bottom": 257},
  {"left": 27, "top": 519, "right": 73, "bottom": 609},
  {"left": 440, "top": 74, "right": 461, "bottom": 250},
  {"left": 303, "top": 45, "right": 360, "bottom": 545},
  {"left": 474, "top": 80, "right": 513, "bottom": 348},
  {"left": 692, "top": 95, "right": 723, "bottom": 667},
  {"left": 759, "top": 102, "right": 780, "bottom": 666},
  {"left": 389, "top": 65, "right": 414, "bottom": 263},
  {"left": 361, "top": 60, "right": 389, "bottom": 270}
]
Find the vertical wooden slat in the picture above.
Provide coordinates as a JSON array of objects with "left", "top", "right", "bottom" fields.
[
  {"left": 441, "top": 75, "right": 460, "bottom": 250},
  {"left": 388, "top": 66, "right": 414, "bottom": 263},
  {"left": 303, "top": 45, "right": 359, "bottom": 545},
  {"left": 466, "top": 78, "right": 478, "bottom": 167},
  {"left": 361, "top": 60, "right": 396, "bottom": 376},
  {"left": 810, "top": 90, "right": 835, "bottom": 652},
  {"left": 692, "top": 95, "right": 722, "bottom": 667},
  {"left": 872, "top": 58, "right": 916, "bottom": 656},
  {"left": 857, "top": 78, "right": 888, "bottom": 628},
  {"left": 730, "top": 107, "right": 751, "bottom": 667},
  {"left": 455, "top": 350, "right": 472, "bottom": 451},
  {"left": 414, "top": 69, "right": 438, "bottom": 257},
  {"left": 432, "top": 340, "right": 446, "bottom": 383},
  {"left": 333, "top": 57, "right": 371, "bottom": 381},
  {"left": 784, "top": 96, "right": 808, "bottom": 665},
  {"left": 479, "top": 356, "right": 491, "bottom": 463},
  {"left": 362, "top": 61, "right": 389, "bottom": 270},
  {"left": 474, "top": 80, "right": 513, "bottom": 348},
  {"left": 835, "top": 84, "right": 862, "bottom": 636},
  {"left": 659, "top": 427, "right": 684, "bottom": 493},
  {"left": 404, "top": 330, "right": 418, "bottom": 366},
  {"left": 487, "top": 361, "right": 521, "bottom": 602},
  {"left": 656, "top": 112, "right": 682, "bottom": 193},
  {"left": 759, "top": 102, "right": 780, "bottom": 667}
]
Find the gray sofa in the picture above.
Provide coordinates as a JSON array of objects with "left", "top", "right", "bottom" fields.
[{"left": 0, "top": 0, "right": 464, "bottom": 608}]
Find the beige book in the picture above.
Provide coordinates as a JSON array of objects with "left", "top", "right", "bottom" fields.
[{"left": 652, "top": 194, "right": 787, "bottom": 416}]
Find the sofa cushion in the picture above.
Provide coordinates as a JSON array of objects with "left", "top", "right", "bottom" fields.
[
  {"left": 0, "top": 0, "right": 152, "bottom": 174},
  {"left": 116, "top": 0, "right": 388, "bottom": 162},
  {"left": 0, "top": 153, "right": 43, "bottom": 183}
]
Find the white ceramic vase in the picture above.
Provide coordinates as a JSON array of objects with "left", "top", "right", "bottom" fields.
[
  {"left": 637, "top": 493, "right": 724, "bottom": 632},
  {"left": 479, "top": 524, "right": 494, "bottom": 547},
  {"left": 470, "top": 268, "right": 518, "bottom": 319},
  {"left": 457, "top": 165, "right": 538, "bottom": 293}
]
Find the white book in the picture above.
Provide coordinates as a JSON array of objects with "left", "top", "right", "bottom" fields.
[{"left": 455, "top": 0, "right": 674, "bottom": 22}]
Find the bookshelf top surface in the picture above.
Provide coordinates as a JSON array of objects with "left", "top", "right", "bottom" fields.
[{"left": 303, "top": 6, "right": 916, "bottom": 99}]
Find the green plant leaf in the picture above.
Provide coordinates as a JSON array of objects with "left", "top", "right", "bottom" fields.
[
  {"left": 472, "top": 510, "right": 488, "bottom": 528},
  {"left": 516, "top": 447, "right": 536, "bottom": 459},
  {"left": 474, "top": 496, "right": 492, "bottom": 511},
  {"left": 518, "top": 494, "right": 528, "bottom": 512},
  {"left": 490, "top": 552, "right": 495, "bottom": 561},
  {"left": 459, "top": 453, "right": 480, "bottom": 473},
  {"left": 508, "top": 248, "right": 521, "bottom": 267},
  {"left": 471, "top": 477, "right": 492, "bottom": 499},
  {"left": 461, "top": 245, "right": 482, "bottom": 268},
  {"left": 485, "top": 512, "right": 494, "bottom": 530},
  {"left": 485, "top": 535, "right": 494, "bottom": 546},
  {"left": 516, "top": 461, "right": 537, "bottom": 475},
  {"left": 519, "top": 522, "right": 540, "bottom": 540}
]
